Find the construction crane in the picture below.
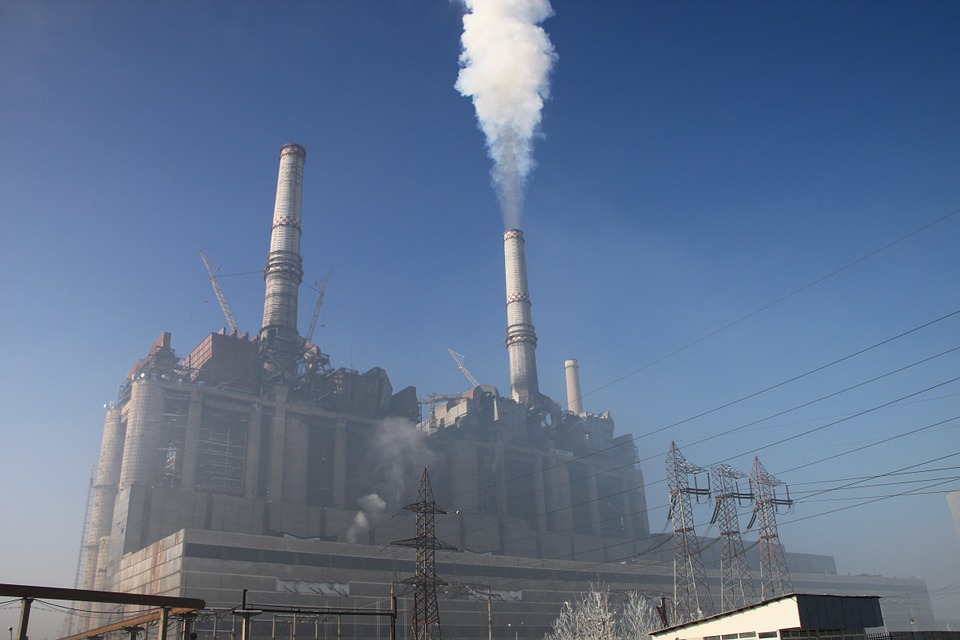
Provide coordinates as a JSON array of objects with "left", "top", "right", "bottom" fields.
[
  {"left": 200, "top": 250, "right": 238, "bottom": 333},
  {"left": 448, "top": 348, "right": 480, "bottom": 389},
  {"left": 305, "top": 271, "right": 332, "bottom": 343}
]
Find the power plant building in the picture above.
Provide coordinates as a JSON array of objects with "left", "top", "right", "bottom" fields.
[{"left": 76, "top": 145, "right": 936, "bottom": 639}]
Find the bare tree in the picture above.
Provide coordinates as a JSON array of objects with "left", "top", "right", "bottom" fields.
[
  {"left": 546, "top": 586, "right": 662, "bottom": 640},
  {"left": 617, "top": 591, "right": 663, "bottom": 640}
]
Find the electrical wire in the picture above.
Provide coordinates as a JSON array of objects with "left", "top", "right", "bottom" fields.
[
  {"left": 779, "top": 415, "right": 960, "bottom": 475},
  {"left": 440, "top": 392, "right": 959, "bottom": 557},
  {"left": 437, "top": 310, "right": 959, "bottom": 514},
  {"left": 572, "top": 206, "right": 960, "bottom": 408},
  {"left": 783, "top": 475, "right": 959, "bottom": 526},
  {"left": 788, "top": 449, "right": 960, "bottom": 505}
]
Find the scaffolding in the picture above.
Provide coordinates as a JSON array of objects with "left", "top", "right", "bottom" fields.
[{"left": 197, "top": 410, "right": 248, "bottom": 495}]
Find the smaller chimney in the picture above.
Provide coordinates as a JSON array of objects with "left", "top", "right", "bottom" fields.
[{"left": 564, "top": 359, "right": 583, "bottom": 414}]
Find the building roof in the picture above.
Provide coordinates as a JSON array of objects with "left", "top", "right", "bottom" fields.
[{"left": 651, "top": 594, "right": 883, "bottom": 638}]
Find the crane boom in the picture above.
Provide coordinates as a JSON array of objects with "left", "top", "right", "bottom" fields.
[
  {"left": 200, "top": 250, "right": 238, "bottom": 333},
  {"left": 305, "top": 271, "right": 332, "bottom": 343},
  {"left": 448, "top": 348, "right": 480, "bottom": 389}
]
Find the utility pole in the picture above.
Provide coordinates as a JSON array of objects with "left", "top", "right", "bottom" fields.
[{"left": 487, "top": 588, "right": 493, "bottom": 640}]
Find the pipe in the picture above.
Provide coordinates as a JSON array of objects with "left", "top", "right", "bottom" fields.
[
  {"left": 564, "top": 358, "right": 583, "bottom": 414},
  {"left": 503, "top": 229, "right": 539, "bottom": 407}
]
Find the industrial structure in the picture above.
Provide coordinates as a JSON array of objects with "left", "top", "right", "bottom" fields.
[{"left": 74, "top": 144, "right": 936, "bottom": 640}]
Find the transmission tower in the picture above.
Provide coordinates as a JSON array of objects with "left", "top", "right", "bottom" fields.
[
  {"left": 747, "top": 457, "right": 793, "bottom": 599},
  {"left": 709, "top": 464, "right": 757, "bottom": 612},
  {"left": 392, "top": 468, "right": 457, "bottom": 640},
  {"left": 666, "top": 442, "right": 713, "bottom": 623}
]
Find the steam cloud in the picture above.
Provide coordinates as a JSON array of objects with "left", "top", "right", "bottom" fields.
[
  {"left": 346, "top": 493, "right": 386, "bottom": 543},
  {"left": 343, "top": 417, "right": 436, "bottom": 543},
  {"left": 455, "top": 0, "right": 557, "bottom": 229},
  {"left": 373, "top": 416, "right": 436, "bottom": 502}
]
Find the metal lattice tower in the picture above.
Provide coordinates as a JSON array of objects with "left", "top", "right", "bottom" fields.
[
  {"left": 392, "top": 468, "right": 456, "bottom": 640},
  {"left": 709, "top": 464, "right": 757, "bottom": 612},
  {"left": 666, "top": 442, "right": 713, "bottom": 623},
  {"left": 748, "top": 457, "right": 793, "bottom": 599}
]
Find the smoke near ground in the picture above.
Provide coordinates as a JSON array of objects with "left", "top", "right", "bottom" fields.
[
  {"left": 344, "top": 417, "right": 435, "bottom": 542},
  {"left": 346, "top": 492, "right": 386, "bottom": 543},
  {"left": 455, "top": 0, "right": 557, "bottom": 229},
  {"left": 372, "top": 416, "right": 436, "bottom": 503}
]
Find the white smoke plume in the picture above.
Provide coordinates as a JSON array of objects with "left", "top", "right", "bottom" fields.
[
  {"left": 346, "top": 492, "right": 387, "bottom": 543},
  {"left": 372, "top": 416, "right": 436, "bottom": 505},
  {"left": 343, "top": 417, "right": 436, "bottom": 543},
  {"left": 456, "top": 0, "right": 557, "bottom": 229}
]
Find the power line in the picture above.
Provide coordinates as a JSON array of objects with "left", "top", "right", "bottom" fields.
[
  {"left": 451, "top": 375, "right": 960, "bottom": 552},
  {"left": 575, "top": 207, "right": 960, "bottom": 406},
  {"left": 795, "top": 487, "right": 959, "bottom": 502},
  {"left": 790, "top": 474, "right": 960, "bottom": 495},
  {"left": 788, "top": 465, "right": 960, "bottom": 487},
  {"left": 783, "top": 476, "right": 959, "bottom": 526},
  {"left": 779, "top": 415, "right": 960, "bottom": 475},
  {"left": 643, "top": 347, "right": 960, "bottom": 463},
  {"left": 469, "top": 421, "right": 960, "bottom": 574},
  {"left": 713, "top": 375, "right": 960, "bottom": 466},
  {"left": 435, "top": 311, "right": 959, "bottom": 516},
  {"left": 790, "top": 449, "right": 960, "bottom": 505}
]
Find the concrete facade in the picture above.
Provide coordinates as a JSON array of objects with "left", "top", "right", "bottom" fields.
[
  {"left": 76, "top": 144, "right": 937, "bottom": 638},
  {"left": 109, "top": 530, "right": 931, "bottom": 640}
]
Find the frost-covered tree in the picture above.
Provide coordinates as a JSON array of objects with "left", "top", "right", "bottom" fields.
[
  {"left": 545, "top": 586, "right": 663, "bottom": 640},
  {"left": 617, "top": 591, "right": 664, "bottom": 640}
]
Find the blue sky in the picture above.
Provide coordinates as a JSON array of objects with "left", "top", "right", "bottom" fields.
[{"left": 1, "top": 0, "right": 958, "bottom": 632}]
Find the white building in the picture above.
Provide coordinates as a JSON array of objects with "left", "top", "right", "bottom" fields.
[{"left": 651, "top": 594, "right": 883, "bottom": 640}]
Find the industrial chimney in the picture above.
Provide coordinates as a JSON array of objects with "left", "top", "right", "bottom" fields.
[
  {"left": 564, "top": 358, "right": 584, "bottom": 415},
  {"left": 260, "top": 143, "right": 307, "bottom": 377},
  {"left": 503, "top": 228, "right": 540, "bottom": 407}
]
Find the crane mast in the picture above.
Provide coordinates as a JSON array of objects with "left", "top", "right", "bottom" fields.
[
  {"left": 305, "top": 271, "right": 332, "bottom": 343},
  {"left": 200, "top": 250, "right": 238, "bottom": 333},
  {"left": 448, "top": 348, "right": 480, "bottom": 389}
]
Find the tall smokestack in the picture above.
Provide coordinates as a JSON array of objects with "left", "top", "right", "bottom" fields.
[
  {"left": 564, "top": 358, "right": 583, "bottom": 415},
  {"left": 261, "top": 143, "right": 306, "bottom": 377},
  {"left": 504, "top": 228, "right": 540, "bottom": 406}
]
